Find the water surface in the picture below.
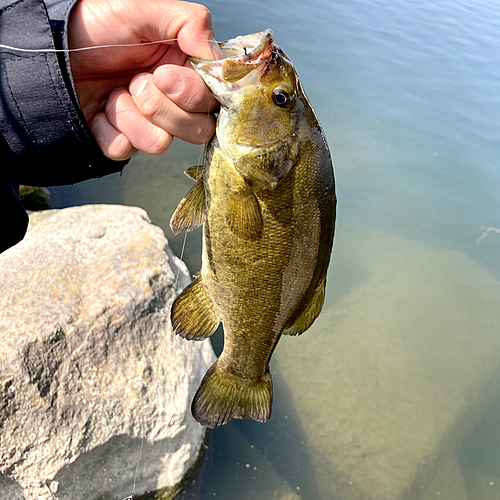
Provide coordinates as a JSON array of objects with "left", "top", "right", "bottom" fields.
[{"left": 51, "top": 0, "right": 500, "bottom": 498}]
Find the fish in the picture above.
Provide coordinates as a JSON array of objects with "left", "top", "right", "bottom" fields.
[{"left": 169, "top": 29, "right": 336, "bottom": 428}]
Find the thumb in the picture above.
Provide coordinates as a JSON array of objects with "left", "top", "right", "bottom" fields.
[{"left": 134, "top": 0, "right": 222, "bottom": 60}]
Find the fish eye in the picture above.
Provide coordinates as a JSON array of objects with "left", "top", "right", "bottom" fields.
[{"left": 272, "top": 88, "right": 294, "bottom": 108}]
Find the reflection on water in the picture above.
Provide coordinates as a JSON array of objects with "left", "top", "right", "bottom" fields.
[{"left": 49, "top": 0, "right": 500, "bottom": 498}]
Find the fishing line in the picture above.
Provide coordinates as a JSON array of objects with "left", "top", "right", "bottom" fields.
[{"left": 0, "top": 38, "right": 220, "bottom": 55}]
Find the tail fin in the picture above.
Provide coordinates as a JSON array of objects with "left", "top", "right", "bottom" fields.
[{"left": 192, "top": 362, "right": 273, "bottom": 428}]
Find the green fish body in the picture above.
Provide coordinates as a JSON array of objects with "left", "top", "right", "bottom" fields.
[{"left": 170, "top": 30, "right": 336, "bottom": 428}]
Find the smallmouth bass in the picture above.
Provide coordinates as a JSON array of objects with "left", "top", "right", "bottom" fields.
[{"left": 170, "top": 30, "right": 336, "bottom": 428}]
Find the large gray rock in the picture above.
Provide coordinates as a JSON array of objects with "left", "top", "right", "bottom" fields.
[
  {"left": 0, "top": 205, "right": 215, "bottom": 500},
  {"left": 274, "top": 225, "right": 500, "bottom": 500}
]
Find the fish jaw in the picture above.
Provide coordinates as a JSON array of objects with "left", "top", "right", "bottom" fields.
[{"left": 189, "top": 29, "right": 275, "bottom": 106}]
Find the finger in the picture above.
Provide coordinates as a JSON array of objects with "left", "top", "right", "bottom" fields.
[
  {"left": 106, "top": 87, "right": 174, "bottom": 155},
  {"left": 153, "top": 64, "right": 218, "bottom": 113},
  {"left": 130, "top": 72, "right": 216, "bottom": 144},
  {"left": 128, "top": 1, "right": 222, "bottom": 60},
  {"left": 173, "top": 2, "right": 223, "bottom": 59},
  {"left": 88, "top": 111, "right": 138, "bottom": 160}
]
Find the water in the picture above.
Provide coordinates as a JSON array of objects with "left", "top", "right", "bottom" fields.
[{"left": 49, "top": 0, "right": 500, "bottom": 498}]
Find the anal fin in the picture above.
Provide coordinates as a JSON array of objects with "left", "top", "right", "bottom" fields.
[
  {"left": 192, "top": 361, "right": 272, "bottom": 428},
  {"left": 282, "top": 276, "right": 326, "bottom": 336},
  {"left": 171, "top": 276, "right": 219, "bottom": 340},
  {"left": 170, "top": 179, "right": 205, "bottom": 235}
]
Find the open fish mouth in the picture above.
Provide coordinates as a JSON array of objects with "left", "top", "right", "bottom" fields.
[
  {"left": 216, "top": 29, "right": 274, "bottom": 61},
  {"left": 191, "top": 29, "right": 274, "bottom": 64},
  {"left": 189, "top": 30, "right": 276, "bottom": 101}
]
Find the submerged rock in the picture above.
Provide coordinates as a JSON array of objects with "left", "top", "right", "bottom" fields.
[
  {"left": 273, "top": 225, "right": 500, "bottom": 500},
  {"left": 18, "top": 185, "right": 51, "bottom": 210},
  {"left": 459, "top": 391, "right": 500, "bottom": 499},
  {"left": 0, "top": 205, "right": 215, "bottom": 500},
  {"left": 188, "top": 425, "right": 302, "bottom": 500},
  {"left": 420, "top": 454, "right": 467, "bottom": 500}
]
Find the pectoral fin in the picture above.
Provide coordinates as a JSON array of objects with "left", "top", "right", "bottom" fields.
[
  {"left": 171, "top": 276, "right": 220, "bottom": 340},
  {"left": 170, "top": 179, "right": 206, "bottom": 235},
  {"left": 282, "top": 276, "right": 326, "bottom": 336},
  {"left": 226, "top": 180, "right": 263, "bottom": 240}
]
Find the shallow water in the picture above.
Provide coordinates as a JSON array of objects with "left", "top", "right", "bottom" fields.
[{"left": 50, "top": 0, "right": 500, "bottom": 498}]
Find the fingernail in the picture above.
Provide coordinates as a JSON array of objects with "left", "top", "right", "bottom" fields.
[
  {"left": 130, "top": 75, "right": 149, "bottom": 98},
  {"left": 156, "top": 69, "right": 183, "bottom": 96}
]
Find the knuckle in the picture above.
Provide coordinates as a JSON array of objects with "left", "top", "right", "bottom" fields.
[
  {"left": 91, "top": 112, "right": 134, "bottom": 160},
  {"left": 143, "top": 130, "right": 172, "bottom": 155},
  {"left": 137, "top": 92, "right": 163, "bottom": 121},
  {"left": 106, "top": 91, "right": 140, "bottom": 128},
  {"left": 189, "top": 88, "right": 210, "bottom": 110},
  {"left": 176, "top": 76, "right": 214, "bottom": 112},
  {"left": 187, "top": 4, "right": 215, "bottom": 38},
  {"left": 181, "top": 92, "right": 205, "bottom": 112},
  {"left": 108, "top": 135, "right": 134, "bottom": 160},
  {"left": 191, "top": 4, "right": 213, "bottom": 27}
]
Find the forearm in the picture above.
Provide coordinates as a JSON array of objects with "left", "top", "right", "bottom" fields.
[
  {"left": 0, "top": 0, "right": 127, "bottom": 187},
  {"left": 0, "top": 0, "right": 218, "bottom": 253}
]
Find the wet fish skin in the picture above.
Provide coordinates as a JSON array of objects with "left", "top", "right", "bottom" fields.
[{"left": 170, "top": 29, "right": 336, "bottom": 428}]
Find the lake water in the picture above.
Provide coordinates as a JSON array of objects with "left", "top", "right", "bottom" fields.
[{"left": 50, "top": 0, "right": 500, "bottom": 498}]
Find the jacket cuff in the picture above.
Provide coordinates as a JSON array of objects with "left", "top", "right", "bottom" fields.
[{"left": 0, "top": 0, "right": 127, "bottom": 186}]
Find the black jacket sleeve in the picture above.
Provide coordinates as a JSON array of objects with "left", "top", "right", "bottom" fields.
[{"left": 0, "top": 0, "right": 128, "bottom": 252}]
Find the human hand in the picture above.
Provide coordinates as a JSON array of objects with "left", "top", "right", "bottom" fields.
[{"left": 68, "top": 0, "right": 221, "bottom": 160}]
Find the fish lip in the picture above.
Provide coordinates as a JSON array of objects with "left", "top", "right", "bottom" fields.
[
  {"left": 189, "top": 29, "right": 276, "bottom": 107},
  {"left": 219, "top": 29, "right": 274, "bottom": 63},
  {"left": 190, "top": 29, "right": 274, "bottom": 65}
]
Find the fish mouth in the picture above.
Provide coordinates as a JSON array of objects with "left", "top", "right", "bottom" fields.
[
  {"left": 191, "top": 29, "right": 274, "bottom": 65},
  {"left": 189, "top": 30, "right": 275, "bottom": 101},
  {"left": 215, "top": 29, "right": 274, "bottom": 62}
]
